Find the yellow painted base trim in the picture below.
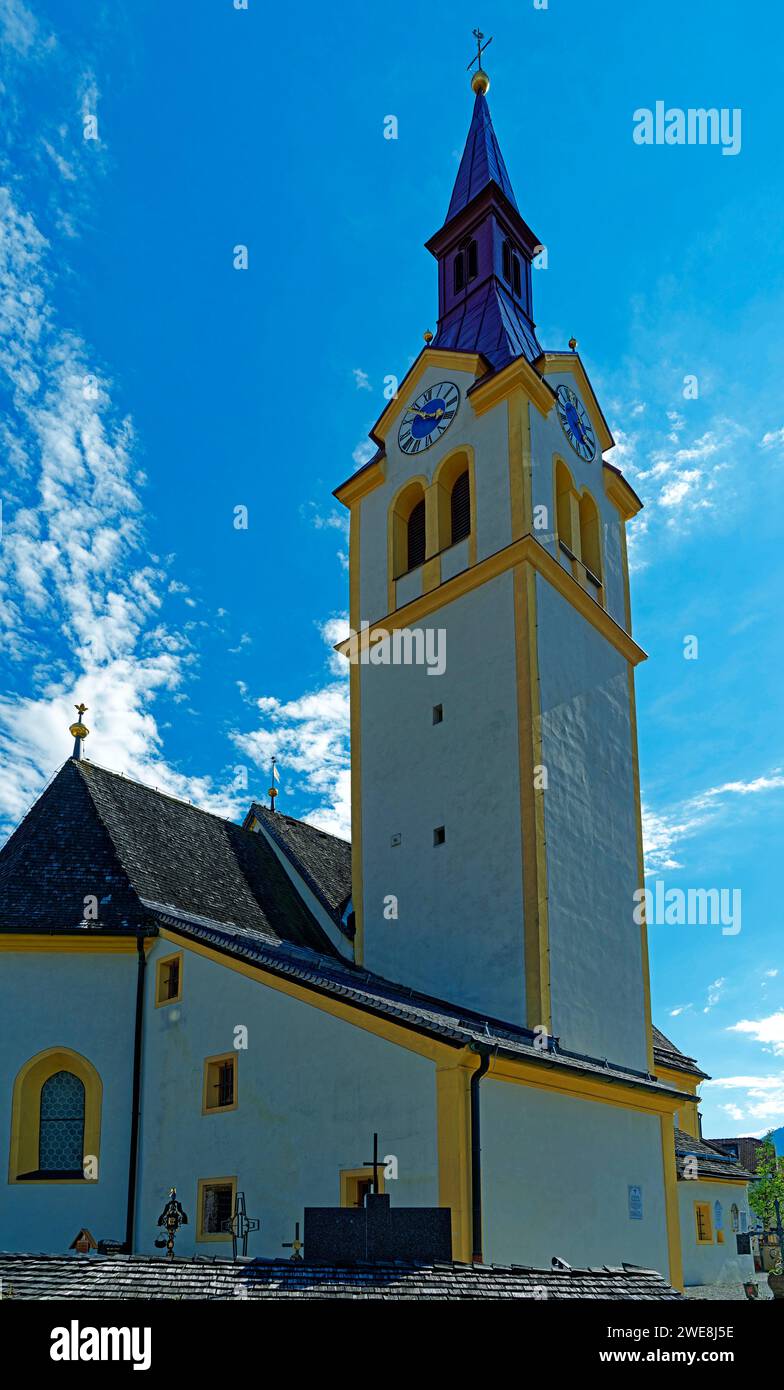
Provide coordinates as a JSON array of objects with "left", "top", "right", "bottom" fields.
[{"left": 660, "top": 1113, "right": 685, "bottom": 1290}]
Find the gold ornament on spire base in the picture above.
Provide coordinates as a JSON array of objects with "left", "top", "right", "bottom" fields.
[
  {"left": 467, "top": 27, "right": 492, "bottom": 94},
  {"left": 69, "top": 702, "right": 89, "bottom": 760},
  {"left": 568, "top": 337, "right": 578, "bottom": 352}
]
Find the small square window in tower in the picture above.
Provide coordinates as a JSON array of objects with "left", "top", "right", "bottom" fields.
[
  {"left": 433, "top": 826, "right": 446, "bottom": 846},
  {"left": 432, "top": 704, "right": 443, "bottom": 725}
]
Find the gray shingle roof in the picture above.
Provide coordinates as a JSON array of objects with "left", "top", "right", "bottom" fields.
[
  {"left": 0, "top": 759, "right": 335, "bottom": 956},
  {"left": 704, "top": 1136, "right": 765, "bottom": 1175},
  {"left": 246, "top": 803, "right": 352, "bottom": 924},
  {"left": 0, "top": 760, "right": 694, "bottom": 1104},
  {"left": 674, "top": 1128, "right": 754, "bottom": 1181},
  {"left": 151, "top": 902, "right": 690, "bottom": 1103},
  {"left": 0, "top": 1251, "right": 682, "bottom": 1300},
  {"left": 652, "top": 1026, "right": 709, "bottom": 1081}
]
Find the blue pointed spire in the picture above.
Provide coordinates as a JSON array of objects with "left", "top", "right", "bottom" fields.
[{"left": 445, "top": 90, "right": 518, "bottom": 223}]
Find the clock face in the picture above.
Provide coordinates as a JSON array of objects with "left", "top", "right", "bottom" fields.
[
  {"left": 556, "top": 384, "right": 596, "bottom": 462},
  {"left": 398, "top": 381, "right": 460, "bottom": 455}
]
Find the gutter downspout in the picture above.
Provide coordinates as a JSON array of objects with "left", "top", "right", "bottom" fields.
[
  {"left": 124, "top": 933, "right": 147, "bottom": 1253},
  {"left": 470, "top": 1047, "right": 491, "bottom": 1263}
]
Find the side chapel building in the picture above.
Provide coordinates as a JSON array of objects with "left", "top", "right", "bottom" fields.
[{"left": 0, "top": 64, "right": 755, "bottom": 1294}]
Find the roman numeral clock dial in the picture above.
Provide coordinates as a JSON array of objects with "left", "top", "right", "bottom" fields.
[
  {"left": 556, "top": 384, "right": 597, "bottom": 462},
  {"left": 398, "top": 381, "right": 460, "bottom": 454}
]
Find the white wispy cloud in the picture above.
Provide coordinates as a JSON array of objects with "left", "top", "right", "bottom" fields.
[
  {"left": 0, "top": 34, "right": 241, "bottom": 835},
  {"left": 642, "top": 765, "right": 784, "bottom": 872},
  {"left": 230, "top": 617, "right": 351, "bottom": 838},
  {"left": 729, "top": 1012, "right": 784, "bottom": 1057},
  {"left": 353, "top": 368, "right": 371, "bottom": 391},
  {"left": 703, "top": 1073, "right": 784, "bottom": 1129}
]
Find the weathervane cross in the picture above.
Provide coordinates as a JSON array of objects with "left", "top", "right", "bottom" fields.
[{"left": 467, "top": 26, "right": 493, "bottom": 72}]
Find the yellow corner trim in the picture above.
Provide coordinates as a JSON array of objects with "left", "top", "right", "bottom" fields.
[
  {"left": 513, "top": 564, "right": 551, "bottom": 1032},
  {"left": 436, "top": 1051, "right": 476, "bottom": 1262},
  {"left": 661, "top": 1114, "right": 685, "bottom": 1289},
  {"left": 334, "top": 458, "right": 385, "bottom": 509},
  {"left": 335, "top": 534, "right": 647, "bottom": 668},
  {"left": 534, "top": 351, "right": 614, "bottom": 452},
  {"left": 604, "top": 464, "right": 643, "bottom": 520},
  {"left": 470, "top": 356, "right": 555, "bottom": 420}
]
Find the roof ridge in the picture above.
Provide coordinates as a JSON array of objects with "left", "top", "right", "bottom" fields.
[{"left": 76, "top": 757, "right": 246, "bottom": 828}]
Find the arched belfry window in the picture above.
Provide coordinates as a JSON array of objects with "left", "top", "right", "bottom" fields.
[
  {"left": 453, "top": 238, "right": 478, "bottom": 294},
  {"left": 450, "top": 470, "right": 471, "bottom": 544},
  {"left": 579, "top": 490, "right": 602, "bottom": 591},
  {"left": 407, "top": 498, "right": 426, "bottom": 571},
  {"left": 39, "top": 1071, "right": 85, "bottom": 1174},
  {"left": 502, "top": 238, "right": 522, "bottom": 297}
]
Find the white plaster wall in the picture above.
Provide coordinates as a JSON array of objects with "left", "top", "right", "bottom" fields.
[
  {"left": 678, "top": 1181, "right": 755, "bottom": 1287},
  {"left": 529, "top": 378, "right": 627, "bottom": 628},
  {"left": 536, "top": 575, "right": 648, "bottom": 1071},
  {"left": 358, "top": 364, "right": 511, "bottom": 625},
  {"left": 0, "top": 953, "right": 137, "bottom": 1253},
  {"left": 360, "top": 572, "right": 526, "bottom": 1022},
  {"left": 481, "top": 1078, "right": 671, "bottom": 1277},
  {"left": 135, "top": 941, "right": 439, "bottom": 1258}
]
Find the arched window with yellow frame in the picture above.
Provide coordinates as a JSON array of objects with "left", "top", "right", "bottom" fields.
[
  {"left": 8, "top": 1047, "right": 102, "bottom": 1183},
  {"left": 578, "top": 489, "right": 603, "bottom": 598},
  {"left": 389, "top": 478, "right": 428, "bottom": 579},
  {"left": 554, "top": 458, "right": 578, "bottom": 558},
  {"left": 433, "top": 447, "right": 476, "bottom": 561}
]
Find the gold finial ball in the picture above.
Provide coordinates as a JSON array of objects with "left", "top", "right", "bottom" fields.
[
  {"left": 268, "top": 786, "right": 278, "bottom": 799},
  {"left": 568, "top": 337, "right": 578, "bottom": 352},
  {"left": 423, "top": 330, "right": 433, "bottom": 344},
  {"left": 471, "top": 68, "right": 490, "bottom": 95}
]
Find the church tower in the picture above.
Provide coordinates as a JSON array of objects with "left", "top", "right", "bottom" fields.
[{"left": 335, "top": 63, "right": 653, "bottom": 1076}]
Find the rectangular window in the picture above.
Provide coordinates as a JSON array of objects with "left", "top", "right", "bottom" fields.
[
  {"left": 432, "top": 704, "right": 443, "bottom": 724},
  {"left": 433, "top": 825, "right": 446, "bottom": 846},
  {"left": 155, "top": 953, "right": 182, "bottom": 1006},
  {"left": 197, "top": 1176, "right": 237, "bottom": 1241},
  {"left": 694, "top": 1201, "right": 713, "bottom": 1244},
  {"left": 340, "top": 1167, "right": 386, "bottom": 1209},
  {"left": 203, "top": 1053, "right": 237, "bottom": 1113}
]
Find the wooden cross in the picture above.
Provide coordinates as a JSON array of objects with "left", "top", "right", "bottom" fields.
[
  {"left": 364, "top": 1131, "right": 382, "bottom": 1195},
  {"left": 467, "top": 27, "right": 493, "bottom": 73}
]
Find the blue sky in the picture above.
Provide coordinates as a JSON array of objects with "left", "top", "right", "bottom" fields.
[{"left": 0, "top": 0, "right": 782, "bottom": 1138}]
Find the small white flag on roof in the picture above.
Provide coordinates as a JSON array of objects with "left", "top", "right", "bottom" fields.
[{"left": 272, "top": 759, "right": 280, "bottom": 782}]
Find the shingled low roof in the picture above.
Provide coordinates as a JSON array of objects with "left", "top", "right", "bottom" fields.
[
  {"left": 0, "top": 1251, "right": 682, "bottom": 1301},
  {"left": 0, "top": 759, "right": 336, "bottom": 956},
  {"left": 674, "top": 1129, "right": 755, "bottom": 1182},
  {"left": 245, "top": 803, "right": 352, "bottom": 927},
  {"left": 0, "top": 759, "right": 691, "bottom": 1103},
  {"left": 652, "top": 1026, "right": 709, "bottom": 1081}
]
